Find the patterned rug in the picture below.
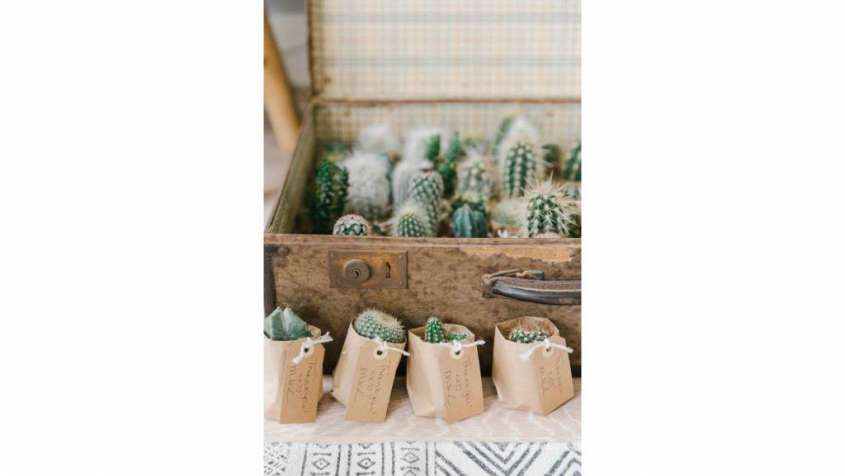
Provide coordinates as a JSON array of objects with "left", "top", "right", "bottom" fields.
[{"left": 265, "top": 440, "right": 581, "bottom": 476}]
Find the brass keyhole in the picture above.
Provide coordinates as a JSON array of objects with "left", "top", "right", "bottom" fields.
[{"left": 343, "top": 259, "right": 371, "bottom": 283}]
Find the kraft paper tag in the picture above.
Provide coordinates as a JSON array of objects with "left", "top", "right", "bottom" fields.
[
  {"left": 532, "top": 336, "right": 575, "bottom": 415},
  {"left": 438, "top": 344, "right": 484, "bottom": 423},
  {"left": 344, "top": 339, "right": 404, "bottom": 422},
  {"left": 276, "top": 339, "right": 325, "bottom": 423}
]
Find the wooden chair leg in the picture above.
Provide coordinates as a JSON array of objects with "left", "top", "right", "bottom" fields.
[{"left": 264, "top": 14, "right": 300, "bottom": 154}]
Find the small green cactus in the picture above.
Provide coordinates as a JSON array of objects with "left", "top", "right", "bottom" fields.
[
  {"left": 392, "top": 203, "right": 433, "bottom": 237},
  {"left": 508, "top": 327, "right": 550, "bottom": 344},
  {"left": 562, "top": 140, "right": 581, "bottom": 182},
  {"left": 407, "top": 171, "right": 444, "bottom": 230},
  {"left": 447, "top": 332, "right": 467, "bottom": 342},
  {"left": 424, "top": 317, "right": 446, "bottom": 343},
  {"left": 501, "top": 141, "right": 541, "bottom": 198},
  {"left": 308, "top": 158, "right": 349, "bottom": 234},
  {"left": 542, "top": 144, "right": 562, "bottom": 175},
  {"left": 524, "top": 180, "right": 581, "bottom": 238},
  {"left": 343, "top": 152, "right": 392, "bottom": 221},
  {"left": 490, "top": 198, "right": 527, "bottom": 237},
  {"left": 264, "top": 307, "right": 312, "bottom": 341},
  {"left": 456, "top": 151, "right": 494, "bottom": 201},
  {"left": 450, "top": 195, "right": 488, "bottom": 238},
  {"left": 354, "top": 309, "right": 405, "bottom": 343},
  {"left": 333, "top": 214, "right": 371, "bottom": 236},
  {"left": 437, "top": 133, "right": 463, "bottom": 197},
  {"left": 423, "top": 134, "right": 441, "bottom": 162}
]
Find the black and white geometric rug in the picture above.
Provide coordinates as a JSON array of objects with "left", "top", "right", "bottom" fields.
[{"left": 264, "top": 440, "right": 581, "bottom": 476}]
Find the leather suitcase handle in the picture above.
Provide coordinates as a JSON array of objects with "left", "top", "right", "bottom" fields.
[{"left": 481, "top": 269, "right": 581, "bottom": 305}]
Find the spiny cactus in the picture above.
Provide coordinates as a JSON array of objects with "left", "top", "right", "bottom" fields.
[
  {"left": 333, "top": 214, "right": 371, "bottom": 236},
  {"left": 354, "top": 309, "right": 405, "bottom": 343},
  {"left": 493, "top": 116, "right": 515, "bottom": 156},
  {"left": 308, "top": 159, "right": 349, "bottom": 234},
  {"left": 407, "top": 171, "right": 444, "bottom": 230},
  {"left": 391, "top": 159, "right": 432, "bottom": 206},
  {"left": 450, "top": 195, "right": 488, "bottom": 238},
  {"left": 542, "top": 144, "right": 562, "bottom": 175},
  {"left": 357, "top": 124, "right": 401, "bottom": 160},
  {"left": 437, "top": 133, "right": 463, "bottom": 197},
  {"left": 447, "top": 332, "right": 467, "bottom": 342},
  {"left": 490, "top": 198, "right": 527, "bottom": 236},
  {"left": 524, "top": 179, "right": 581, "bottom": 238},
  {"left": 561, "top": 181, "right": 581, "bottom": 200},
  {"left": 508, "top": 327, "right": 550, "bottom": 344},
  {"left": 501, "top": 141, "right": 542, "bottom": 198},
  {"left": 317, "top": 140, "right": 350, "bottom": 163},
  {"left": 403, "top": 127, "right": 448, "bottom": 163},
  {"left": 264, "top": 307, "right": 312, "bottom": 341},
  {"left": 456, "top": 151, "right": 494, "bottom": 202},
  {"left": 494, "top": 116, "right": 540, "bottom": 156},
  {"left": 343, "top": 152, "right": 391, "bottom": 221},
  {"left": 392, "top": 203, "right": 433, "bottom": 237},
  {"left": 424, "top": 317, "right": 446, "bottom": 343},
  {"left": 562, "top": 140, "right": 581, "bottom": 182}
]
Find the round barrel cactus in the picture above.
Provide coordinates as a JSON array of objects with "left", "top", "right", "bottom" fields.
[
  {"left": 450, "top": 194, "right": 488, "bottom": 238},
  {"left": 524, "top": 180, "right": 581, "bottom": 238},
  {"left": 333, "top": 214, "right": 371, "bottom": 236},
  {"left": 354, "top": 309, "right": 405, "bottom": 343},
  {"left": 508, "top": 327, "right": 550, "bottom": 344},
  {"left": 392, "top": 203, "right": 433, "bottom": 237}
]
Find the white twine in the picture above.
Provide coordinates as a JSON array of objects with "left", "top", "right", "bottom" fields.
[
  {"left": 373, "top": 336, "right": 410, "bottom": 357},
  {"left": 440, "top": 339, "right": 486, "bottom": 355},
  {"left": 519, "top": 338, "right": 574, "bottom": 361},
  {"left": 291, "top": 333, "right": 334, "bottom": 365}
]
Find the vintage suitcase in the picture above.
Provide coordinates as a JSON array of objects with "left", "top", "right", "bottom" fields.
[{"left": 265, "top": 0, "right": 582, "bottom": 374}]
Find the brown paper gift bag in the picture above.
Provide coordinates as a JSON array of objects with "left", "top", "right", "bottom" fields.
[
  {"left": 406, "top": 324, "right": 485, "bottom": 422},
  {"left": 331, "top": 322, "right": 407, "bottom": 422},
  {"left": 492, "top": 317, "right": 575, "bottom": 415},
  {"left": 265, "top": 325, "right": 331, "bottom": 423}
]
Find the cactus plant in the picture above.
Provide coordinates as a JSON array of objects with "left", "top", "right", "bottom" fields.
[
  {"left": 407, "top": 171, "right": 444, "bottom": 230},
  {"left": 333, "top": 214, "right": 371, "bottom": 236},
  {"left": 391, "top": 159, "right": 432, "bottom": 206},
  {"left": 542, "top": 144, "right": 562, "bottom": 175},
  {"left": 500, "top": 141, "right": 542, "bottom": 198},
  {"left": 562, "top": 140, "right": 581, "bottom": 182},
  {"left": 424, "top": 317, "right": 446, "bottom": 343},
  {"left": 392, "top": 203, "right": 433, "bottom": 237},
  {"left": 264, "top": 307, "right": 312, "bottom": 341},
  {"left": 561, "top": 181, "right": 581, "bottom": 200},
  {"left": 450, "top": 195, "right": 488, "bottom": 238},
  {"left": 494, "top": 116, "right": 540, "bottom": 156},
  {"left": 508, "top": 327, "right": 550, "bottom": 344},
  {"left": 353, "top": 309, "right": 405, "bottom": 343},
  {"left": 436, "top": 133, "right": 463, "bottom": 197},
  {"left": 403, "top": 127, "right": 448, "bottom": 163},
  {"left": 343, "top": 152, "right": 392, "bottom": 221},
  {"left": 317, "top": 140, "right": 350, "bottom": 163},
  {"left": 490, "top": 198, "right": 527, "bottom": 237},
  {"left": 357, "top": 124, "right": 401, "bottom": 160},
  {"left": 447, "top": 332, "right": 467, "bottom": 342},
  {"left": 456, "top": 150, "right": 494, "bottom": 201},
  {"left": 307, "top": 158, "right": 349, "bottom": 234},
  {"left": 493, "top": 116, "right": 515, "bottom": 156},
  {"left": 524, "top": 179, "right": 581, "bottom": 238}
]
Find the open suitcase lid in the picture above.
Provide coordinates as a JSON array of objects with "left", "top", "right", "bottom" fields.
[{"left": 307, "top": 0, "right": 581, "bottom": 102}]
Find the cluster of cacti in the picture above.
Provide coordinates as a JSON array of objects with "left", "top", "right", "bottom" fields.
[
  {"left": 308, "top": 158, "right": 349, "bottom": 234},
  {"left": 333, "top": 214, "right": 371, "bottom": 236},
  {"left": 450, "top": 194, "right": 488, "bottom": 238},
  {"left": 508, "top": 327, "right": 549, "bottom": 344},
  {"left": 562, "top": 140, "right": 581, "bottom": 182},
  {"left": 423, "top": 317, "right": 468, "bottom": 343},
  {"left": 264, "top": 307, "right": 312, "bottom": 341},
  {"left": 354, "top": 309, "right": 405, "bottom": 343},
  {"left": 524, "top": 179, "right": 581, "bottom": 238},
  {"left": 343, "top": 152, "right": 391, "bottom": 221},
  {"left": 306, "top": 116, "right": 580, "bottom": 240}
]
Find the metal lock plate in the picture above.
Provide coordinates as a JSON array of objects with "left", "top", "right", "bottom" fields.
[{"left": 328, "top": 251, "right": 407, "bottom": 289}]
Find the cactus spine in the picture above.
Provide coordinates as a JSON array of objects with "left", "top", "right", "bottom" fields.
[
  {"left": 450, "top": 195, "right": 488, "bottom": 238},
  {"left": 524, "top": 179, "right": 581, "bottom": 238},
  {"left": 407, "top": 171, "right": 444, "bottom": 231},
  {"left": 508, "top": 327, "right": 550, "bottom": 344},
  {"left": 264, "top": 307, "right": 312, "bottom": 341},
  {"left": 562, "top": 140, "right": 581, "bottom": 182},
  {"left": 308, "top": 158, "right": 348, "bottom": 234},
  {"left": 343, "top": 152, "right": 392, "bottom": 221},
  {"left": 501, "top": 141, "right": 541, "bottom": 198},
  {"left": 392, "top": 203, "right": 433, "bottom": 237},
  {"left": 354, "top": 309, "right": 405, "bottom": 343},
  {"left": 424, "top": 317, "right": 446, "bottom": 343},
  {"left": 333, "top": 214, "right": 371, "bottom": 236}
]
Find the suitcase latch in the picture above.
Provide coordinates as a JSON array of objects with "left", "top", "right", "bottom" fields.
[{"left": 328, "top": 251, "right": 408, "bottom": 289}]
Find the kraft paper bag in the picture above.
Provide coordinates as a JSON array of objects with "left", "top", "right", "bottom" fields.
[
  {"left": 331, "top": 322, "right": 407, "bottom": 422},
  {"left": 492, "top": 317, "right": 575, "bottom": 415},
  {"left": 265, "top": 325, "right": 330, "bottom": 423},
  {"left": 406, "top": 324, "right": 485, "bottom": 422}
]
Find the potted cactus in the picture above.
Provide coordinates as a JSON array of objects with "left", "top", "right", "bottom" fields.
[
  {"left": 342, "top": 151, "right": 392, "bottom": 221},
  {"left": 524, "top": 179, "right": 581, "bottom": 238},
  {"left": 332, "top": 214, "right": 371, "bottom": 236},
  {"left": 307, "top": 158, "right": 349, "bottom": 234}
]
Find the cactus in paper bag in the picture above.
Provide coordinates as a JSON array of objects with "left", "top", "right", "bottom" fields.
[
  {"left": 308, "top": 158, "right": 349, "bottom": 234},
  {"left": 450, "top": 194, "right": 488, "bottom": 238},
  {"left": 542, "top": 144, "right": 563, "bottom": 175},
  {"left": 508, "top": 327, "right": 550, "bottom": 344},
  {"left": 343, "top": 151, "right": 391, "bottom": 221},
  {"left": 332, "top": 214, "right": 371, "bottom": 236},
  {"left": 424, "top": 317, "right": 446, "bottom": 343},
  {"left": 456, "top": 150, "right": 494, "bottom": 201},
  {"left": 524, "top": 179, "right": 581, "bottom": 238},
  {"left": 562, "top": 140, "right": 581, "bottom": 182},
  {"left": 392, "top": 203, "right": 433, "bottom": 237},
  {"left": 354, "top": 309, "right": 405, "bottom": 343},
  {"left": 407, "top": 171, "right": 444, "bottom": 230},
  {"left": 264, "top": 307, "right": 312, "bottom": 341},
  {"left": 357, "top": 124, "right": 401, "bottom": 160}
]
